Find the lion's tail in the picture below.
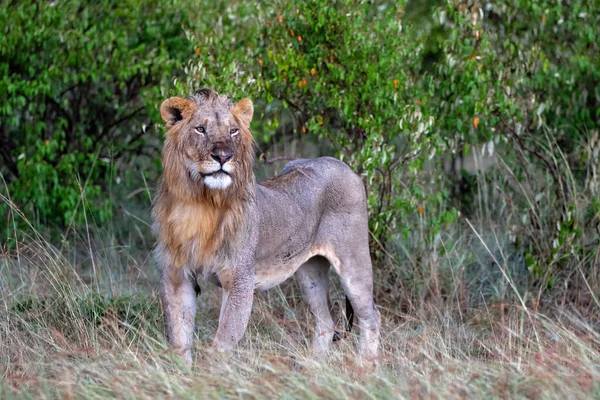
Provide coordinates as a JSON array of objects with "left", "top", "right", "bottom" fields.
[{"left": 332, "top": 296, "right": 354, "bottom": 342}]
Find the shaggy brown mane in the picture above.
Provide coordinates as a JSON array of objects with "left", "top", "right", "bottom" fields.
[{"left": 151, "top": 90, "right": 256, "bottom": 271}]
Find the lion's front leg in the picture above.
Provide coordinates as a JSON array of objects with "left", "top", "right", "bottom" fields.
[
  {"left": 160, "top": 267, "right": 199, "bottom": 364},
  {"left": 213, "top": 266, "right": 254, "bottom": 351}
]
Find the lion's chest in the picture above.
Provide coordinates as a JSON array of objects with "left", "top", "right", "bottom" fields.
[{"left": 164, "top": 202, "right": 224, "bottom": 267}]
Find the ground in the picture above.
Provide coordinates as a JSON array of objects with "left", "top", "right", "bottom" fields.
[{"left": 1, "top": 235, "right": 599, "bottom": 399}]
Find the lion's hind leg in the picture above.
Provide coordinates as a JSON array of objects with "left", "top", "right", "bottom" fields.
[
  {"left": 333, "top": 248, "right": 380, "bottom": 359},
  {"left": 296, "top": 256, "right": 335, "bottom": 355}
]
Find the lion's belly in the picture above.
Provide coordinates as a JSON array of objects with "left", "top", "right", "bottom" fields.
[
  {"left": 254, "top": 254, "right": 300, "bottom": 290},
  {"left": 253, "top": 244, "right": 339, "bottom": 291},
  {"left": 254, "top": 245, "right": 315, "bottom": 290}
]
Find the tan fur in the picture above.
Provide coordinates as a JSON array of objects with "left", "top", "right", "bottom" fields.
[{"left": 153, "top": 89, "right": 380, "bottom": 365}]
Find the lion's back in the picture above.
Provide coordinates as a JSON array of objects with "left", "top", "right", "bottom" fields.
[{"left": 258, "top": 157, "right": 366, "bottom": 214}]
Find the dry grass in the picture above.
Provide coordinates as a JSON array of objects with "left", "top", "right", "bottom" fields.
[{"left": 1, "top": 230, "right": 599, "bottom": 400}]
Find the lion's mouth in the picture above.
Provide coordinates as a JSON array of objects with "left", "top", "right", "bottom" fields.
[{"left": 201, "top": 169, "right": 230, "bottom": 178}]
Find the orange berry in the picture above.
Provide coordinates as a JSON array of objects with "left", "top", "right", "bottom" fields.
[
  {"left": 417, "top": 100, "right": 422, "bottom": 106},
  {"left": 301, "top": 126, "right": 307, "bottom": 133},
  {"left": 258, "top": 59, "right": 263, "bottom": 66},
  {"left": 290, "top": 29, "right": 295, "bottom": 37},
  {"left": 195, "top": 47, "right": 200, "bottom": 56},
  {"left": 393, "top": 79, "right": 398, "bottom": 88},
  {"left": 418, "top": 204, "right": 424, "bottom": 215},
  {"left": 298, "top": 35, "right": 302, "bottom": 42},
  {"left": 278, "top": 13, "right": 283, "bottom": 23},
  {"left": 311, "top": 68, "right": 316, "bottom": 76},
  {"left": 473, "top": 117, "right": 480, "bottom": 129}
]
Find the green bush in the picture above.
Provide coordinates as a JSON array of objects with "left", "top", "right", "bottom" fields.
[
  {"left": 426, "top": 0, "right": 599, "bottom": 288},
  {"left": 0, "top": 0, "right": 195, "bottom": 231}
]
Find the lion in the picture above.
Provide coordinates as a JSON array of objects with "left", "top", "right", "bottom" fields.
[{"left": 152, "top": 88, "right": 380, "bottom": 364}]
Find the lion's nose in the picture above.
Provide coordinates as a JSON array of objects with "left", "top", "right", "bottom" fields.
[{"left": 211, "top": 148, "right": 232, "bottom": 165}]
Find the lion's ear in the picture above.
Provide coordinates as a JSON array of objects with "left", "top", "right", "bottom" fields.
[
  {"left": 160, "top": 97, "right": 195, "bottom": 129},
  {"left": 232, "top": 98, "right": 253, "bottom": 127}
]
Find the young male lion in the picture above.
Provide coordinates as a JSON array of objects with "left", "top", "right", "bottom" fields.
[{"left": 153, "top": 88, "right": 380, "bottom": 364}]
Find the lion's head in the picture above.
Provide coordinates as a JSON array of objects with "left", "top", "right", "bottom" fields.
[{"left": 159, "top": 88, "right": 254, "bottom": 205}]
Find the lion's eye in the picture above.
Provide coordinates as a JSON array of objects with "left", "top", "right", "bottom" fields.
[
  {"left": 195, "top": 126, "right": 206, "bottom": 135},
  {"left": 230, "top": 128, "right": 239, "bottom": 137}
]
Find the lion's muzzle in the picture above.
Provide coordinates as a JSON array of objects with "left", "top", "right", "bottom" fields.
[{"left": 211, "top": 146, "right": 232, "bottom": 165}]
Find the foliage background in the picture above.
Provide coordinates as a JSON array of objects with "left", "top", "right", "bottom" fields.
[{"left": 1, "top": 0, "right": 600, "bottom": 397}]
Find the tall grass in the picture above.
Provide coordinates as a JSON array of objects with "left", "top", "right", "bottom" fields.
[{"left": 1, "top": 194, "right": 599, "bottom": 399}]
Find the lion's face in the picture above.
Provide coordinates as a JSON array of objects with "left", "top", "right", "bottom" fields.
[
  {"left": 159, "top": 89, "right": 254, "bottom": 202},
  {"left": 178, "top": 99, "right": 243, "bottom": 190}
]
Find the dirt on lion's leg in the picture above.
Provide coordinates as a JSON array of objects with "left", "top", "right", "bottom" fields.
[
  {"left": 334, "top": 250, "right": 380, "bottom": 359},
  {"left": 160, "top": 267, "right": 198, "bottom": 365},
  {"left": 212, "top": 270, "right": 254, "bottom": 351},
  {"left": 296, "top": 256, "right": 335, "bottom": 354}
]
